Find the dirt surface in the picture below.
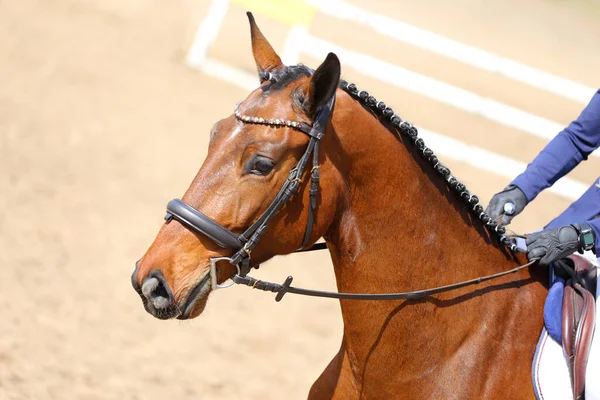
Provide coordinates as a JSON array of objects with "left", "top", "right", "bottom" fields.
[{"left": 1, "top": 1, "right": 598, "bottom": 399}]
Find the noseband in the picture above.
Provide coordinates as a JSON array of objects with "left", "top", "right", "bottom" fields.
[{"left": 164, "top": 95, "right": 335, "bottom": 286}]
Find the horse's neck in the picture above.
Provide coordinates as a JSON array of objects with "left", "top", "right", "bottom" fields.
[
  {"left": 322, "top": 92, "right": 543, "bottom": 394},
  {"left": 326, "top": 93, "right": 517, "bottom": 290}
]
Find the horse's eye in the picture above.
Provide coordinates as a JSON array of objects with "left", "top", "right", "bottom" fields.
[{"left": 247, "top": 157, "right": 275, "bottom": 175}]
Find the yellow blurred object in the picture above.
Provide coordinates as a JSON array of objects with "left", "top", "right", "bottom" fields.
[{"left": 232, "top": 0, "right": 316, "bottom": 26}]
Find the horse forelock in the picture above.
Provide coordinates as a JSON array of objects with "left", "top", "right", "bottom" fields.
[{"left": 260, "top": 64, "right": 313, "bottom": 92}]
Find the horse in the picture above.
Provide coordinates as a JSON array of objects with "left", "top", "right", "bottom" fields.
[{"left": 132, "top": 13, "right": 548, "bottom": 399}]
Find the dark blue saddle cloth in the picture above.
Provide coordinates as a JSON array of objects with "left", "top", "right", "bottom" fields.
[{"left": 544, "top": 277, "right": 565, "bottom": 343}]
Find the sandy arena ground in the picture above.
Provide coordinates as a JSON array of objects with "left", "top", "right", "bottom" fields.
[{"left": 1, "top": 0, "right": 599, "bottom": 399}]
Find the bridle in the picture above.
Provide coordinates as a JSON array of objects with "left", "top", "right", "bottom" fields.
[
  {"left": 163, "top": 80, "right": 536, "bottom": 302},
  {"left": 165, "top": 95, "right": 334, "bottom": 286}
]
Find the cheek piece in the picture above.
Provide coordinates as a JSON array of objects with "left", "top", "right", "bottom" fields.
[{"left": 164, "top": 95, "right": 335, "bottom": 287}]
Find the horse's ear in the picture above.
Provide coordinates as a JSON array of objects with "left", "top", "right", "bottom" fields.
[
  {"left": 247, "top": 12, "right": 283, "bottom": 77},
  {"left": 304, "top": 53, "right": 341, "bottom": 116}
]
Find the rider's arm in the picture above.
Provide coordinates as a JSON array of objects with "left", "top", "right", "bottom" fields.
[{"left": 511, "top": 89, "right": 600, "bottom": 202}]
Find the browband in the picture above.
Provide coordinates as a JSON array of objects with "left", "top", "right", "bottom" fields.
[{"left": 234, "top": 103, "right": 323, "bottom": 139}]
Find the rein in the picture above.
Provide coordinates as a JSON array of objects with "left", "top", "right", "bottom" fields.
[
  {"left": 164, "top": 78, "right": 533, "bottom": 302},
  {"left": 232, "top": 259, "right": 538, "bottom": 302}
]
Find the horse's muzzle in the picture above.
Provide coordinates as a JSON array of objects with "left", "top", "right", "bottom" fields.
[{"left": 131, "top": 262, "right": 179, "bottom": 320}]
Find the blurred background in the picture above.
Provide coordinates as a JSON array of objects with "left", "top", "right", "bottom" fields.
[{"left": 1, "top": 0, "right": 599, "bottom": 399}]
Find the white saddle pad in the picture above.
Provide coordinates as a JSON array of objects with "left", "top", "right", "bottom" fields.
[{"left": 532, "top": 328, "right": 572, "bottom": 400}]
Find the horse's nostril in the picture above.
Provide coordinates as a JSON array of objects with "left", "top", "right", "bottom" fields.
[
  {"left": 142, "top": 277, "right": 159, "bottom": 298},
  {"left": 141, "top": 276, "right": 173, "bottom": 310}
]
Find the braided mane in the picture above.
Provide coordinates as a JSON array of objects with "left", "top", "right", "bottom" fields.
[{"left": 338, "top": 80, "right": 518, "bottom": 253}]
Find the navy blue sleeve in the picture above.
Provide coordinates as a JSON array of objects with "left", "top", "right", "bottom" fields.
[{"left": 511, "top": 89, "right": 600, "bottom": 202}]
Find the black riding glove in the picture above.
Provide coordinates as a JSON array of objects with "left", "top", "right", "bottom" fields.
[
  {"left": 485, "top": 185, "right": 528, "bottom": 225},
  {"left": 526, "top": 225, "right": 579, "bottom": 266}
]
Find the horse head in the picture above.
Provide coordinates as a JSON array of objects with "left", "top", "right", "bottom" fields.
[{"left": 132, "top": 13, "right": 343, "bottom": 320}]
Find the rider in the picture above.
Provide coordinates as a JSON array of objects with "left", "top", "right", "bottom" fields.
[
  {"left": 485, "top": 88, "right": 600, "bottom": 400},
  {"left": 485, "top": 89, "right": 600, "bottom": 265}
]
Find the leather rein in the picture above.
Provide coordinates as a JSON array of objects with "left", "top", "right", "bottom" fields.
[{"left": 164, "top": 84, "right": 535, "bottom": 302}]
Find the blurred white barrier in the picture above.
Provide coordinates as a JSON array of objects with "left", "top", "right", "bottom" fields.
[
  {"left": 296, "top": 33, "right": 577, "bottom": 145},
  {"left": 306, "top": 0, "right": 596, "bottom": 105},
  {"left": 186, "top": 0, "right": 229, "bottom": 68}
]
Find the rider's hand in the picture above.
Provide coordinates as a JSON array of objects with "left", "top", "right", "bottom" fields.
[
  {"left": 526, "top": 226, "right": 579, "bottom": 266},
  {"left": 484, "top": 185, "right": 528, "bottom": 226}
]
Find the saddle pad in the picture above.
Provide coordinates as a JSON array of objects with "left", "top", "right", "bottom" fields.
[
  {"left": 532, "top": 328, "right": 572, "bottom": 400},
  {"left": 544, "top": 278, "right": 565, "bottom": 343}
]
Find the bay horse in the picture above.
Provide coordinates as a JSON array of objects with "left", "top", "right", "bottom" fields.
[{"left": 132, "top": 13, "right": 547, "bottom": 399}]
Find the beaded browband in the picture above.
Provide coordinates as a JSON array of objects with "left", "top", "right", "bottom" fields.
[{"left": 234, "top": 102, "right": 323, "bottom": 139}]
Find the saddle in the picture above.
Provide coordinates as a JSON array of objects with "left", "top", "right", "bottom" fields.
[{"left": 554, "top": 255, "right": 597, "bottom": 400}]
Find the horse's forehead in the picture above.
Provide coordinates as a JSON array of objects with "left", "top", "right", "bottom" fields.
[
  {"left": 209, "top": 79, "right": 314, "bottom": 154},
  {"left": 242, "top": 86, "right": 297, "bottom": 112},
  {"left": 215, "top": 109, "right": 283, "bottom": 148},
  {"left": 216, "top": 90, "right": 297, "bottom": 143}
]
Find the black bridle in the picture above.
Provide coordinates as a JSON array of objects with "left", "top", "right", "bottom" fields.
[
  {"left": 163, "top": 80, "right": 533, "bottom": 301},
  {"left": 165, "top": 95, "right": 335, "bottom": 282}
]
